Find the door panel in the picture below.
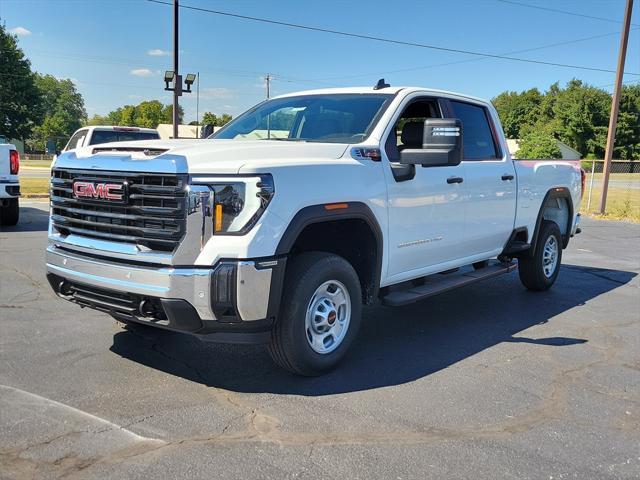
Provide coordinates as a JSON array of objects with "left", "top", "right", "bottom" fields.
[
  {"left": 462, "top": 160, "right": 516, "bottom": 255},
  {"left": 385, "top": 161, "right": 468, "bottom": 277}
]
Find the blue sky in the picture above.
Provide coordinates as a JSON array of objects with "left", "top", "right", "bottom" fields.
[{"left": 2, "top": 0, "right": 639, "bottom": 123}]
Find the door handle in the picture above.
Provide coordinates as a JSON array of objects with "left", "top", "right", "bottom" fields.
[
  {"left": 501, "top": 174, "right": 514, "bottom": 181},
  {"left": 447, "top": 176, "right": 464, "bottom": 184}
]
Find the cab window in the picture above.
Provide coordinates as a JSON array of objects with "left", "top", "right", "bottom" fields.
[
  {"left": 65, "top": 129, "right": 87, "bottom": 151},
  {"left": 385, "top": 99, "right": 441, "bottom": 162},
  {"left": 449, "top": 101, "right": 499, "bottom": 160}
]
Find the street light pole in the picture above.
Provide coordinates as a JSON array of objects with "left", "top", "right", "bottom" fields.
[
  {"left": 172, "top": 0, "right": 180, "bottom": 139},
  {"left": 196, "top": 72, "right": 200, "bottom": 138},
  {"left": 600, "top": 0, "right": 633, "bottom": 214}
]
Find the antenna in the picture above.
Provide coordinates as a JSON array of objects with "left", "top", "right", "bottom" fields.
[{"left": 373, "top": 78, "right": 390, "bottom": 90}]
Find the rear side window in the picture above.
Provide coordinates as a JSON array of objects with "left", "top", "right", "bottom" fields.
[
  {"left": 65, "top": 129, "right": 87, "bottom": 150},
  {"left": 89, "top": 131, "right": 159, "bottom": 145},
  {"left": 450, "top": 101, "right": 498, "bottom": 160}
]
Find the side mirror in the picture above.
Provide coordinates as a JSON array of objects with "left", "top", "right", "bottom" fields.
[{"left": 400, "top": 118, "right": 463, "bottom": 167}]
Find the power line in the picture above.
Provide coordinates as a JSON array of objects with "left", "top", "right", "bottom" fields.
[
  {"left": 145, "top": 0, "right": 640, "bottom": 76},
  {"left": 495, "top": 0, "right": 640, "bottom": 27},
  {"left": 319, "top": 28, "right": 638, "bottom": 81}
]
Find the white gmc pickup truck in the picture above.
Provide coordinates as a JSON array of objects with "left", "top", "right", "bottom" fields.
[
  {"left": 0, "top": 143, "right": 20, "bottom": 226},
  {"left": 46, "top": 84, "right": 583, "bottom": 375}
]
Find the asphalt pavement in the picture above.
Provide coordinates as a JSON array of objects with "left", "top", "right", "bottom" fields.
[{"left": 1, "top": 202, "right": 639, "bottom": 479}]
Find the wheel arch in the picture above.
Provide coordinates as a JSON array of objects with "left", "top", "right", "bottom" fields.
[
  {"left": 529, "top": 187, "right": 574, "bottom": 256},
  {"left": 275, "top": 202, "right": 383, "bottom": 304}
]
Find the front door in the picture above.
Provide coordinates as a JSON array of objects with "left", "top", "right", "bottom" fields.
[{"left": 383, "top": 95, "right": 469, "bottom": 283}]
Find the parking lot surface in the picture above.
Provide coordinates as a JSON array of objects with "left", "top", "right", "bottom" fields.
[{"left": 1, "top": 202, "right": 639, "bottom": 479}]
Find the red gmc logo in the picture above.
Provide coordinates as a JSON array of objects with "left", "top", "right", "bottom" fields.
[{"left": 73, "top": 181, "right": 125, "bottom": 201}]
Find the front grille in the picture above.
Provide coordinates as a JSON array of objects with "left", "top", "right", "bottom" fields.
[{"left": 51, "top": 169, "right": 188, "bottom": 252}]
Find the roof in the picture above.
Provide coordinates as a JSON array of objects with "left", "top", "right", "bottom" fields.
[{"left": 273, "top": 86, "right": 492, "bottom": 105}]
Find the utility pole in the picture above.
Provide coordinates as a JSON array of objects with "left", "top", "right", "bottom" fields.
[
  {"left": 265, "top": 74, "right": 272, "bottom": 99},
  {"left": 600, "top": 0, "right": 633, "bottom": 214},
  {"left": 172, "top": 0, "right": 180, "bottom": 139}
]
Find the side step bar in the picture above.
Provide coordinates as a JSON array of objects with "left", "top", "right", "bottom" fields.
[{"left": 382, "top": 262, "right": 517, "bottom": 307}]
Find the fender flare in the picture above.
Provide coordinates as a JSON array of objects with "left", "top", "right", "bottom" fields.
[
  {"left": 275, "top": 202, "right": 384, "bottom": 299},
  {"left": 529, "top": 187, "right": 574, "bottom": 256}
]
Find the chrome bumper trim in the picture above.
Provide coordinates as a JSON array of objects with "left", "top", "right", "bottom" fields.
[
  {"left": 46, "top": 245, "right": 215, "bottom": 320},
  {"left": 236, "top": 261, "right": 272, "bottom": 321},
  {"left": 46, "top": 245, "right": 276, "bottom": 322}
]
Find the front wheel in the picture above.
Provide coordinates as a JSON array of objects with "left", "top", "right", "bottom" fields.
[
  {"left": 518, "top": 220, "right": 562, "bottom": 291},
  {"left": 268, "top": 252, "right": 362, "bottom": 376}
]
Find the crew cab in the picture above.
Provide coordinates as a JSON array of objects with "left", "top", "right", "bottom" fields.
[
  {"left": 46, "top": 84, "right": 583, "bottom": 375},
  {"left": 0, "top": 143, "right": 20, "bottom": 226}
]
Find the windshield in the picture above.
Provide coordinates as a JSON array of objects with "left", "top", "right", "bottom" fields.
[
  {"left": 89, "top": 131, "right": 160, "bottom": 145},
  {"left": 211, "top": 94, "right": 393, "bottom": 143}
]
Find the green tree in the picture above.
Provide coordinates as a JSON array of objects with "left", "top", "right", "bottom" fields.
[
  {"left": 162, "top": 104, "right": 184, "bottom": 124},
  {"left": 201, "top": 112, "right": 233, "bottom": 126},
  {"left": 0, "top": 24, "right": 41, "bottom": 140},
  {"left": 135, "top": 100, "right": 164, "bottom": 128},
  {"left": 516, "top": 126, "right": 562, "bottom": 159},
  {"left": 491, "top": 88, "right": 542, "bottom": 138},
  {"left": 28, "top": 74, "right": 86, "bottom": 151},
  {"left": 86, "top": 114, "right": 112, "bottom": 126},
  {"left": 201, "top": 112, "right": 218, "bottom": 126},
  {"left": 551, "top": 79, "right": 610, "bottom": 157},
  {"left": 614, "top": 84, "right": 640, "bottom": 159}
]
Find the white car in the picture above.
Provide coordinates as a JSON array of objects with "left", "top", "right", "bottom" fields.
[
  {"left": 0, "top": 143, "right": 20, "bottom": 226},
  {"left": 46, "top": 84, "right": 583, "bottom": 375}
]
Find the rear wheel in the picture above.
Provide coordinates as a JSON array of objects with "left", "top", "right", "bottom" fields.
[
  {"left": 518, "top": 220, "right": 562, "bottom": 291},
  {"left": 0, "top": 198, "right": 19, "bottom": 226},
  {"left": 268, "top": 252, "right": 362, "bottom": 376}
]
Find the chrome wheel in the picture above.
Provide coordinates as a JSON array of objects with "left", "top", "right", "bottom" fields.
[
  {"left": 542, "top": 235, "right": 559, "bottom": 278},
  {"left": 305, "top": 280, "right": 351, "bottom": 354}
]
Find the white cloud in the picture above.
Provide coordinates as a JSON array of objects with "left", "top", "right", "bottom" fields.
[
  {"left": 199, "top": 87, "right": 235, "bottom": 100},
  {"left": 147, "top": 49, "right": 170, "bottom": 57},
  {"left": 130, "top": 68, "right": 155, "bottom": 77},
  {"left": 10, "top": 26, "right": 31, "bottom": 36}
]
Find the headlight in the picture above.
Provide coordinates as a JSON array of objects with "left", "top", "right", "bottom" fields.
[{"left": 189, "top": 174, "right": 274, "bottom": 235}]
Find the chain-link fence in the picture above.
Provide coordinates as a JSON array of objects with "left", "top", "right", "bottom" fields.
[{"left": 582, "top": 160, "right": 640, "bottom": 221}]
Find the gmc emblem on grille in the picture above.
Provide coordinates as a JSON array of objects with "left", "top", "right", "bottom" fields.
[{"left": 73, "top": 181, "right": 126, "bottom": 202}]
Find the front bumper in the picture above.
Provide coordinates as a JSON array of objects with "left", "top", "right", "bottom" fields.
[{"left": 46, "top": 245, "right": 285, "bottom": 343}]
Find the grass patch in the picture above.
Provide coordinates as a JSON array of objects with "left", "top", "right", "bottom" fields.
[
  {"left": 581, "top": 186, "right": 640, "bottom": 222},
  {"left": 21, "top": 159, "right": 52, "bottom": 168},
  {"left": 20, "top": 177, "right": 50, "bottom": 196}
]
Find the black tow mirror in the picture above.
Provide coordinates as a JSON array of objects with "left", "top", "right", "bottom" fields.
[{"left": 400, "top": 118, "right": 463, "bottom": 167}]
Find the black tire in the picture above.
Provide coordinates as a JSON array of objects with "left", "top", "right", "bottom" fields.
[
  {"left": 0, "top": 198, "right": 19, "bottom": 226},
  {"left": 268, "top": 252, "right": 362, "bottom": 376},
  {"left": 518, "top": 220, "right": 562, "bottom": 291}
]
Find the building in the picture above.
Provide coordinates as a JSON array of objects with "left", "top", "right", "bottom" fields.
[
  {"left": 156, "top": 124, "right": 223, "bottom": 140},
  {"left": 506, "top": 138, "right": 581, "bottom": 160}
]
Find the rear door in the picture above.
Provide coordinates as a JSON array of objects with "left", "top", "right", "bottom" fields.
[{"left": 445, "top": 99, "right": 516, "bottom": 256}]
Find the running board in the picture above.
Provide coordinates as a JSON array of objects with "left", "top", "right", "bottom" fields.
[{"left": 382, "top": 262, "right": 517, "bottom": 307}]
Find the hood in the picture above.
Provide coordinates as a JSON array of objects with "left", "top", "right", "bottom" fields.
[
  {"left": 170, "top": 140, "right": 349, "bottom": 174},
  {"left": 55, "top": 139, "right": 350, "bottom": 174}
]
